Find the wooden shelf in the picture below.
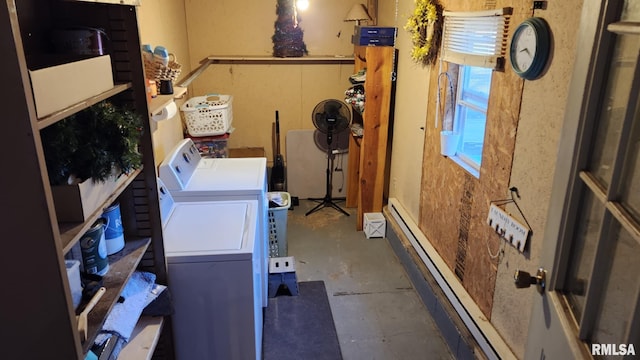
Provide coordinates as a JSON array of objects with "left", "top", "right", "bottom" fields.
[
  {"left": 65, "top": 0, "right": 141, "bottom": 5},
  {"left": 179, "top": 56, "right": 355, "bottom": 87},
  {"left": 59, "top": 168, "right": 142, "bottom": 253},
  {"left": 149, "top": 86, "right": 187, "bottom": 116},
  {"left": 82, "top": 238, "right": 151, "bottom": 353},
  {"left": 36, "top": 83, "right": 132, "bottom": 129},
  {"left": 207, "top": 55, "right": 355, "bottom": 64},
  {"left": 119, "top": 316, "right": 164, "bottom": 360},
  {"left": 346, "top": 46, "right": 397, "bottom": 230}
]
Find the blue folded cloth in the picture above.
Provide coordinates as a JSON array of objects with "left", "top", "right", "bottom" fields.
[{"left": 95, "top": 271, "right": 159, "bottom": 345}]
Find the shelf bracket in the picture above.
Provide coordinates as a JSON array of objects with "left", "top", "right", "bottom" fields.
[{"left": 176, "top": 58, "right": 213, "bottom": 88}]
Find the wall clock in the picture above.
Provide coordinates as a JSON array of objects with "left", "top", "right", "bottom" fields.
[{"left": 509, "top": 17, "right": 551, "bottom": 80}]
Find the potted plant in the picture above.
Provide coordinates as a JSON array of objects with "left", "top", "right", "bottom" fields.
[{"left": 41, "top": 101, "right": 143, "bottom": 221}]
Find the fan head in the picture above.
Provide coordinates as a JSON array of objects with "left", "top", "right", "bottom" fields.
[
  {"left": 312, "top": 99, "right": 351, "bottom": 134},
  {"left": 314, "top": 127, "right": 350, "bottom": 154}
]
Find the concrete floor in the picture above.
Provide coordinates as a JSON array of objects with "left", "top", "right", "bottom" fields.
[{"left": 285, "top": 199, "right": 454, "bottom": 360}]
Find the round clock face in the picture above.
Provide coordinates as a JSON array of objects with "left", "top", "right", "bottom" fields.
[
  {"left": 512, "top": 24, "right": 537, "bottom": 72},
  {"left": 509, "top": 17, "right": 551, "bottom": 80}
]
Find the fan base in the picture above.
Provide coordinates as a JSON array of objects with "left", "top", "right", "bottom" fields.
[{"left": 305, "top": 197, "right": 350, "bottom": 217}]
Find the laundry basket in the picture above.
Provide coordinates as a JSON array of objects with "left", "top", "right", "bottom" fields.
[
  {"left": 180, "top": 94, "right": 233, "bottom": 136},
  {"left": 268, "top": 192, "right": 291, "bottom": 257}
]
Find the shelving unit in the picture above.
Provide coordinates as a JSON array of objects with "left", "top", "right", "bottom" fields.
[
  {"left": 149, "top": 86, "right": 187, "bottom": 116},
  {"left": 346, "top": 45, "right": 397, "bottom": 230},
  {"left": 37, "top": 83, "right": 132, "bottom": 129},
  {"left": 59, "top": 169, "right": 141, "bottom": 253},
  {"left": 1, "top": 1, "right": 171, "bottom": 359}
]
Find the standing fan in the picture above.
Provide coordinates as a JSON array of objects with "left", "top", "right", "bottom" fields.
[{"left": 306, "top": 99, "right": 352, "bottom": 217}]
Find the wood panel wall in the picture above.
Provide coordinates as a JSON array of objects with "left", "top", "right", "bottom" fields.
[{"left": 419, "top": 0, "right": 530, "bottom": 317}]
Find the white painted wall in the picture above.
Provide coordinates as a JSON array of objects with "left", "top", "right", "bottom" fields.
[
  {"left": 137, "top": 1, "right": 191, "bottom": 166},
  {"left": 379, "top": 0, "right": 430, "bottom": 222}
]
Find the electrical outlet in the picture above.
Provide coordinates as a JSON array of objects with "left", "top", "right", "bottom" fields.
[
  {"left": 486, "top": 204, "right": 530, "bottom": 253},
  {"left": 533, "top": 1, "right": 547, "bottom": 10}
]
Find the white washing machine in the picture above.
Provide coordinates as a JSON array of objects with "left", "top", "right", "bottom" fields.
[
  {"left": 158, "top": 179, "right": 262, "bottom": 360},
  {"left": 159, "top": 138, "right": 269, "bottom": 307}
]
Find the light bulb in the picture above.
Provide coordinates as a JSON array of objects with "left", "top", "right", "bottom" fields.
[{"left": 296, "top": 0, "right": 309, "bottom": 11}]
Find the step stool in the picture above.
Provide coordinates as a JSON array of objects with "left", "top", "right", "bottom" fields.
[{"left": 268, "top": 256, "right": 299, "bottom": 297}]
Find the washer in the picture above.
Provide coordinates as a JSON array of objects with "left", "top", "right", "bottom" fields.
[
  {"left": 158, "top": 179, "right": 262, "bottom": 360},
  {"left": 159, "top": 138, "right": 269, "bottom": 307}
]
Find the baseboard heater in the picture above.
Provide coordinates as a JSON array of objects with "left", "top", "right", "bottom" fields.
[{"left": 387, "top": 198, "right": 513, "bottom": 360}]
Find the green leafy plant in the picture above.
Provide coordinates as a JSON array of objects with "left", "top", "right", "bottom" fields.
[
  {"left": 42, "top": 101, "right": 143, "bottom": 186},
  {"left": 404, "top": 0, "right": 442, "bottom": 66}
]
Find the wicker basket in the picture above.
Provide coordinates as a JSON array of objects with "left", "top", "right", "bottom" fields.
[
  {"left": 144, "top": 53, "right": 182, "bottom": 83},
  {"left": 180, "top": 94, "right": 233, "bottom": 136}
]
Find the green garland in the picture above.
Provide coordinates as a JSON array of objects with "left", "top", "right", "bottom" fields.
[{"left": 404, "top": 0, "right": 442, "bottom": 65}]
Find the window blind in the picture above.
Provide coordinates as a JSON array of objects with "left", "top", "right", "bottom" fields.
[{"left": 441, "top": 8, "right": 512, "bottom": 69}]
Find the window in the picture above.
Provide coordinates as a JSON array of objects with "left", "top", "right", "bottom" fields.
[
  {"left": 437, "top": 8, "right": 510, "bottom": 175},
  {"left": 454, "top": 65, "right": 492, "bottom": 169}
]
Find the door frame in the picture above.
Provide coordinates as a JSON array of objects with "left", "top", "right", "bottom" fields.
[{"left": 524, "top": 0, "right": 622, "bottom": 358}]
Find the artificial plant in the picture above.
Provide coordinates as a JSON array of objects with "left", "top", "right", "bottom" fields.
[{"left": 41, "top": 101, "right": 143, "bottom": 186}]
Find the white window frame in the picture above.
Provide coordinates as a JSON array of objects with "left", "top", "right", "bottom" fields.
[
  {"left": 437, "top": 8, "right": 510, "bottom": 177},
  {"left": 452, "top": 65, "right": 492, "bottom": 175}
]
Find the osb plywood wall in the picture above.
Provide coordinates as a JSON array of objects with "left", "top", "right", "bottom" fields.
[{"left": 419, "top": 0, "right": 531, "bottom": 317}]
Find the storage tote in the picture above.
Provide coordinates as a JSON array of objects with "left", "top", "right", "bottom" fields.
[
  {"left": 181, "top": 94, "right": 233, "bottom": 136},
  {"left": 186, "top": 133, "right": 229, "bottom": 158}
]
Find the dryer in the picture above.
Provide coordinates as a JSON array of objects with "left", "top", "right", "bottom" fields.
[
  {"left": 158, "top": 180, "right": 262, "bottom": 360},
  {"left": 159, "top": 138, "right": 269, "bottom": 307}
]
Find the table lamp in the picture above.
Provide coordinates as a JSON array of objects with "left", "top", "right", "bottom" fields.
[{"left": 344, "top": 3, "right": 371, "bottom": 26}]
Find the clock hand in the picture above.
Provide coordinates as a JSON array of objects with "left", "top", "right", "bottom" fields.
[{"left": 519, "top": 48, "right": 531, "bottom": 56}]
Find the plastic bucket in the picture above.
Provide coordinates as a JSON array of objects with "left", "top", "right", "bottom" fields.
[
  {"left": 80, "top": 220, "right": 109, "bottom": 276},
  {"left": 102, "top": 203, "right": 125, "bottom": 255}
]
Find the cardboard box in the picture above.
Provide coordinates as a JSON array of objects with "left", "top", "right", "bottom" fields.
[
  {"left": 364, "top": 212, "right": 386, "bottom": 238},
  {"left": 354, "top": 36, "right": 396, "bottom": 46},
  {"left": 356, "top": 26, "right": 397, "bottom": 37},
  {"left": 229, "top": 147, "right": 266, "bottom": 158},
  {"left": 29, "top": 55, "right": 114, "bottom": 118},
  {"left": 353, "top": 26, "right": 397, "bottom": 46},
  {"left": 52, "top": 172, "right": 128, "bottom": 222}
]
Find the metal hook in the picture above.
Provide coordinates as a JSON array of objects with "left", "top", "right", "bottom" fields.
[{"left": 436, "top": 72, "right": 455, "bottom": 130}]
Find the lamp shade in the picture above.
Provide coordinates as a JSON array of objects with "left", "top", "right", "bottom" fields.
[{"left": 344, "top": 3, "right": 371, "bottom": 24}]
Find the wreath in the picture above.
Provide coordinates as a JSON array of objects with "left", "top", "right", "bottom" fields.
[{"left": 404, "top": 0, "right": 442, "bottom": 66}]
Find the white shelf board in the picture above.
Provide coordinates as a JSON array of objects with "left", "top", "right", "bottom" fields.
[{"left": 118, "top": 316, "right": 164, "bottom": 360}]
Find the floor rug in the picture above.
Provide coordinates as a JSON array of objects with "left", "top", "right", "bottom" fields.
[{"left": 263, "top": 280, "right": 343, "bottom": 360}]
